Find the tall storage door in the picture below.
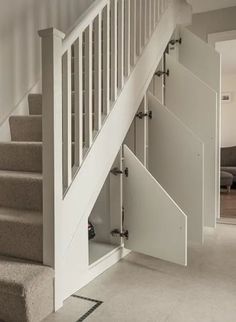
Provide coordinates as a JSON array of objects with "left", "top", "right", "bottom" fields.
[
  {"left": 178, "top": 27, "right": 220, "bottom": 94},
  {"left": 165, "top": 54, "right": 217, "bottom": 230},
  {"left": 178, "top": 26, "right": 221, "bottom": 226},
  {"left": 148, "top": 93, "right": 204, "bottom": 244},
  {"left": 123, "top": 145, "right": 187, "bottom": 266}
]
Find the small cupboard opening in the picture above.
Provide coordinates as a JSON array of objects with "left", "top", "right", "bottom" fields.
[{"left": 88, "top": 153, "right": 123, "bottom": 265}]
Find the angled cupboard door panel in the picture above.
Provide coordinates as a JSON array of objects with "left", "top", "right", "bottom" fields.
[
  {"left": 178, "top": 27, "right": 220, "bottom": 94},
  {"left": 148, "top": 93, "right": 204, "bottom": 244},
  {"left": 165, "top": 54, "right": 217, "bottom": 230},
  {"left": 123, "top": 145, "right": 187, "bottom": 266},
  {"left": 178, "top": 26, "right": 221, "bottom": 226}
]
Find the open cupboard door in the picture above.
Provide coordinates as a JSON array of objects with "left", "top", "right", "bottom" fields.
[{"left": 123, "top": 145, "right": 187, "bottom": 266}]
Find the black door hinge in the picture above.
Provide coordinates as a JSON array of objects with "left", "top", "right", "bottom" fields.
[
  {"left": 136, "top": 111, "right": 152, "bottom": 119},
  {"left": 124, "top": 167, "right": 129, "bottom": 177},
  {"left": 169, "top": 38, "right": 182, "bottom": 46},
  {"left": 110, "top": 167, "right": 129, "bottom": 177},
  {"left": 111, "top": 229, "right": 129, "bottom": 240},
  {"left": 155, "top": 69, "right": 169, "bottom": 77},
  {"left": 110, "top": 167, "right": 123, "bottom": 176}
]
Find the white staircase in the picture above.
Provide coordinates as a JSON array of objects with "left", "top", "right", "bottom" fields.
[
  {"left": 0, "top": 0, "right": 221, "bottom": 320},
  {"left": 38, "top": 0, "right": 193, "bottom": 309}
]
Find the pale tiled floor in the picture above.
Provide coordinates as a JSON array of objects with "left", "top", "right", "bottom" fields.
[{"left": 45, "top": 224, "right": 236, "bottom": 322}]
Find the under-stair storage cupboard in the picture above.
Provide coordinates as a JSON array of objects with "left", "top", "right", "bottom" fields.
[
  {"left": 86, "top": 139, "right": 188, "bottom": 273},
  {"left": 62, "top": 27, "right": 219, "bottom": 307}
]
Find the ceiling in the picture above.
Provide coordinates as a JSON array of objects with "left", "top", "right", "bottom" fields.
[
  {"left": 215, "top": 39, "right": 236, "bottom": 75},
  {"left": 187, "top": 0, "right": 236, "bottom": 13}
]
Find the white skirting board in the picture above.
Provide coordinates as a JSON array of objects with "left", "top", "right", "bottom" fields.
[{"left": 89, "top": 241, "right": 118, "bottom": 265}]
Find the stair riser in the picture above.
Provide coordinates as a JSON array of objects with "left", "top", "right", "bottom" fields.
[
  {"left": 0, "top": 144, "right": 42, "bottom": 173},
  {"left": 0, "top": 219, "right": 42, "bottom": 262},
  {"left": 29, "top": 94, "right": 76, "bottom": 115},
  {"left": 0, "top": 177, "right": 42, "bottom": 211},
  {"left": 10, "top": 116, "right": 76, "bottom": 142},
  {"left": 28, "top": 94, "right": 42, "bottom": 115},
  {"left": 9, "top": 116, "right": 42, "bottom": 142}
]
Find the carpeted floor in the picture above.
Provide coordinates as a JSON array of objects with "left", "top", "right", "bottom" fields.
[{"left": 45, "top": 224, "right": 236, "bottom": 322}]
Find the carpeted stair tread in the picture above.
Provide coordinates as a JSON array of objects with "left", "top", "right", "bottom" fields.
[
  {"left": 0, "top": 171, "right": 42, "bottom": 211},
  {"left": 0, "top": 256, "right": 53, "bottom": 322},
  {"left": 0, "top": 142, "right": 42, "bottom": 173},
  {"left": 9, "top": 115, "right": 42, "bottom": 142},
  {"left": 28, "top": 94, "right": 42, "bottom": 115},
  {"left": 0, "top": 208, "right": 42, "bottom": 262}
]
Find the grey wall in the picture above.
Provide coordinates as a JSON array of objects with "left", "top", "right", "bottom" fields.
[
  {"left": 188, "top": 6, "right": 236, "bottom": 41},
  {"left": 0, "top": 0, "right": 94, "bottom": 125}
]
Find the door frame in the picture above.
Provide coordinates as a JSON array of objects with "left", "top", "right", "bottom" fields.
[{"left": 208, "top": 30, "right": 236, "bottom": 221}]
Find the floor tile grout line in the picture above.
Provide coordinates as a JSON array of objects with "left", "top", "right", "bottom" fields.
[{"left": 72, "top": 294, "right": 103, "bottom": 321}]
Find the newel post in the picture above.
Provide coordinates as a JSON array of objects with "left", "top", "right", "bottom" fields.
[{"left": 38, "top": 28, "right": 65, "bottom": 310}]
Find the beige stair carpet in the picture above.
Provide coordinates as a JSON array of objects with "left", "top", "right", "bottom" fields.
[
  {"left": 0, "top": 142, "right": 42, "bottom": 173},
  {"left": 9, "top": 115, "right": 42, "bottom": 142},
  {"left": 0, "top": 256, "right": 53, "bottom": 322},
  {"left": 0, "top": 92, "right": 53, "bottom": 321}
]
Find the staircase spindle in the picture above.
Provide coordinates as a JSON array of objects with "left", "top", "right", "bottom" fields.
[
  {"left": 161, "top": 0, "right": 165, "bottom": 15},
  {"left": 110, "top": 0, "right": 118, "bottom": 101},
  {"left": 74, "top": 36, "right": 83, "bottom": 167},
  {"left": 117, "top": 0, "right": 124, "bottom": 89},
  {"left": 62, "top": 49, "right": 72, "bottom": 188},
  {"left": 84, "top": 24, "right": 93, "bottom": 148},
  {"left": 146, "top": 0, "right": 151, "bottom": 39},
  {"left": 151, "top": 0, "right": 156, "bottom": 31},
  {"left": 155, "top": 0, "right": 160, "bottom": 24},
  {"left": 102, "top": 4, "right": 110, "bottom": 115},
  {"left": 130, "top": 0, "right": 137, "bottom": 66},
  {"left": 124, "top": 0, "right": 131, "bottom": 77},
  {"left": 141, "top": 0, "right": 147, "bottom": 47},
  {"left": 136, "top": 0, "right": 142, "bottom": 56},
  {"left": 93, "top": 14, "right": 102, "bottom": 131}
]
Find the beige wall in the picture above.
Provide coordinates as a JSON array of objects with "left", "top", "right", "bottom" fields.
[
  {"left": 221, "top": 75, "right": 236, "bottom": 147},
  {"left": 188, "top": 6, "right": 236, "bottom": 41},
  {"left": 0, "top": 0, "right": 94, "bottom": 126}
]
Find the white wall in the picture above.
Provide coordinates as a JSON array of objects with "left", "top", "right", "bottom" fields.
[
  {"left": 0, "top": 0, "right": 94, "bottom": 129},
  {"left": 221, "top": 74, "right": 236, "bottom": 147},
  {"left": 188, "top": 6, "right": 236, "bottom": 41}
]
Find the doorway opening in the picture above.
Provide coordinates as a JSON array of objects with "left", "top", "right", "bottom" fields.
[{"left": 209, "top": 31, "right": 236, "bottom": 224}]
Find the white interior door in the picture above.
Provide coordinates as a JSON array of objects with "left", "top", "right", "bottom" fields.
[
  {"left": 165, "top": 54, "right": 217, "bottom": 229},
  {"left": 178, "top": 26, "right": 221, "bottom": 225},
  {"left": 123, "top": 145, "right": 187, "bottom": 266},
  {"left": 148, "top": 93, "right": 204, "bottom": 244}
]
